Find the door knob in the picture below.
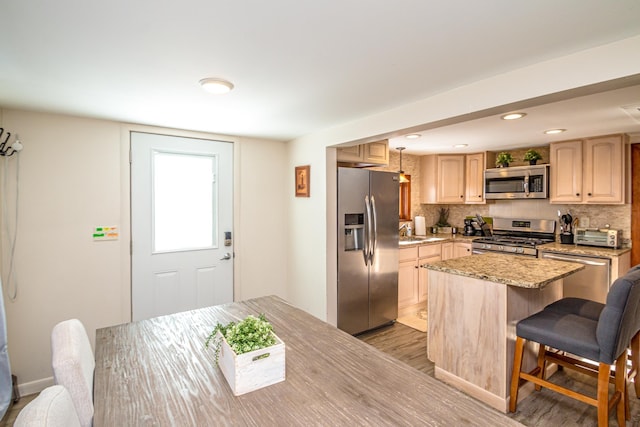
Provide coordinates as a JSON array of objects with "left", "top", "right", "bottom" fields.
[{"left": 220, "top": 252, "right": 232, "bottom": 260}]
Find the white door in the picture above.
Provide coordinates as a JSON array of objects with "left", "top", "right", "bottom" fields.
[{"left": 131, "top": 132, "right": 233, "bottom": 321}]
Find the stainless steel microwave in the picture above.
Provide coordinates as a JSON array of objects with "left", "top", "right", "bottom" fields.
[{"left": 484, "top": 164, "right": 549, "bottom": 199}]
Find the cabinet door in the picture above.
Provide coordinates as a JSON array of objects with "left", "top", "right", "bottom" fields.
[
  {"left": 453, "top": 242, "right": 471, "bottom": 258},
  {"left": 437, "top": 155, "right": 465, "bottom": 203},
  {"left": 363, "top": 140, "right": 389, "bottom": 165},
  {"left": 418, "top": 253, "right": 441, "bottom": 302},
  {"left": 398, "top": 259, "right": 418, "bottom": 309},
  {"left": 583, "top": 135, "right": 624, "bottom": 204},
  {"left": 336, "top": 145, "right": 363, "bottom": 162},
  {"left": 550, "top": 140, "right": 583, "bottom": 203},
  {"left": 441, "top": 242, "right": 454, "bottom": 260},
  {"left": 465, "top": 153, "right": 485, "bottom": 204}
]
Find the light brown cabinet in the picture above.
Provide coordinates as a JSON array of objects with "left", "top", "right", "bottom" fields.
[
  {"left": 418, "top": 244, "right": 441, "bottom": 302},
  {"left": 421, "top": 153, "right": 486, "bottom": 204},
  {"left": 420, "top": 155, "right": 464, "bottom": 203},
  {"left": 398, "top": 247, "right": 419, "bottom": 310},
  {"left": 465, "top": 153, "right": 485, "bottom": 203},
  {"left": 550, "top": 134, "right": 627, "bottom": 204},
  {"left": 453, "top": 242, "right": 472, "bottom": 258},
  {"left": 398, "top": 241, "right": 471, "bottom": 317},
  {"left": 337, "top": 140, "right": 389, "bottom": 166}
]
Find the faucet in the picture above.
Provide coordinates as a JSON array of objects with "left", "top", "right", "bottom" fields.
[{"left": 399, "top": 223, "right": 412, "bottom": 237}]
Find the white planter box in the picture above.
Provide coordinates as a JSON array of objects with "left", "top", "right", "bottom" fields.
[{"left": 217, "top": 332, "right": 286, "bottom": 396}]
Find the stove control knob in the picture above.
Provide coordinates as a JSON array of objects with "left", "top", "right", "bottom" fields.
[
  {"left": 498, "top": 245, "right": 504, "bottom": 251},
  {"left": 516, "top": 247, "right": 524, "bottom": 254}
]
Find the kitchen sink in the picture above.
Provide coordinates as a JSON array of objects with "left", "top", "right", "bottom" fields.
[{"left": 399, "top": 236, "right": 446, "bottom": 245}]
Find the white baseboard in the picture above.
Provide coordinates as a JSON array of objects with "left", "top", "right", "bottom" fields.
[{"left": 17, "top": 376, "right": 53, "bottom": 397}]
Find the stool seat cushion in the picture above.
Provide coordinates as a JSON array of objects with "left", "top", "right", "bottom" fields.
[
  {"left": 545, "top": 297, "right": 604, "bottom": 321},
  {"left": 516, "top": 310, "right": 600, "bottom": 362}
]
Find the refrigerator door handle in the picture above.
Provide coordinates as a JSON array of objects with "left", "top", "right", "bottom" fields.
[
  {"left": 370, "top": 195, "right": 378, "bottom": 262},
  {"left": 364, "top": 195, "right": 372, "bottom": 266}
]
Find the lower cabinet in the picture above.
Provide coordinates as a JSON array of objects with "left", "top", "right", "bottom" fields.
[
  {"left": 398, "top": 247, "right": 419, "bottom": 310},
  {"left": 399, "top": 241, "right": 472, "bottom": 317}
]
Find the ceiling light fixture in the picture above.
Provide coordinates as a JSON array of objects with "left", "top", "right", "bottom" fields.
[
  {"left": 544, "top": 129, "right": 566, "bottom": 135},
  {"left": 199, "top": 78, "right": 234, "bottom": 94},
  {"left": 453, "top": 144, "right": 468, "bottom": 148},
  {"left": 396, "top": 147, "right": 410, "bottom": 183},
  {"left": 501, "top": 112, "right": 526, "bottom": 120},
  {"left": 405, "top": 134, "right": 421, "bottom": 139}
]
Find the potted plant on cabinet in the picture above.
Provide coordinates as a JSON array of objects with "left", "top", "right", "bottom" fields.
[
  {"left": 205, "top": 314, "right": 285, "bottom": 395},
  {"left": 523, "top": 149, "right": 542, "bottom": 165},
  {"left": 495, "top": 152, "right": 513, "bottom": 168},
  {"left": 435, "top": 207, "right": 452, "bottom": 234}
]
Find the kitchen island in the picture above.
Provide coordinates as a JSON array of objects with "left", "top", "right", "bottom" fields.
[{"left": 424, "top": 253, "right": 584, "bottom": 412}]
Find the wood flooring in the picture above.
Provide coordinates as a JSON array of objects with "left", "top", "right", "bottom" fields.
[{"left": 359, "top": 322, "right": 640, "bottom": 427}]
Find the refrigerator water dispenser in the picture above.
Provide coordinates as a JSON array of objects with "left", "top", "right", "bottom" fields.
[{"left": 344, "top": 213, "right": 364, "bottom": 251}]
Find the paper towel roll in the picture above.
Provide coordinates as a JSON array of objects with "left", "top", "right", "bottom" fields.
[{"left": 414, "top": 216, "right": 426, "bottom": 236}]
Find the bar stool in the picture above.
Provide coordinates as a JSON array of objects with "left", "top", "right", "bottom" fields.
[{"left": 509, "top": 266, "right": 640, "bottom": 426}]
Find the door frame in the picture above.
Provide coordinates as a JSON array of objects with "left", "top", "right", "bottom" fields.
[
  {"left": 632, "top": 143, "right": 639, "bottom": 266},
  {"left": 119, "top": 124, "right": 239, "bottom": 322}
]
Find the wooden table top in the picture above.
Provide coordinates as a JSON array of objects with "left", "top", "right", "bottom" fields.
[{"left": 94, "top": 295, "right": 522, "bottom": 426}]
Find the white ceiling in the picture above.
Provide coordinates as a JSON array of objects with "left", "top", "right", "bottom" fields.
[{"left": 1, "top": 1, "right": 640, "bottom": 148}]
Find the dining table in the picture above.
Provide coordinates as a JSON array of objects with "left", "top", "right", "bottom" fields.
[{"left": 93, "top": 295, "right": 522, "bottom": 426}]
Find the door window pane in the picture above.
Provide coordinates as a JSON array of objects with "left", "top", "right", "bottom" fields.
[{"left": 153, "top": 151, "right": 217, "bottom": 252}]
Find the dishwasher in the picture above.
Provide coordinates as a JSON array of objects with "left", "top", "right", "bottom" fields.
[{"left": 540, "top": 252, "right": 611, "bottom": 303}]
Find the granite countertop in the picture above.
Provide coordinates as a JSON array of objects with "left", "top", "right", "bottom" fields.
[
  {"left": 398, "top": 233, "right": 476, "bottom": 247},
  {"left": 423, "top": 253, "right": 585, "bottom": 288},
  {"left": 538, "top": 242, "right": 631, "bottom": 258}
]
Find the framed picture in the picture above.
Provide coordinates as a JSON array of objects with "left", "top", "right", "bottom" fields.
[{"left": 295, "top": 165, "right": 310, "bottom": 197}]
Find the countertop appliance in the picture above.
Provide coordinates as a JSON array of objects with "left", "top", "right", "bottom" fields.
[
  {"left": 484, "top": 164, "right": 549, "bottom": 200},
  {"left": 574, "top": 227, "right": 622, "bottom": 248},
  {"left": 471, "top": 217, "right": 556, "bottom": 257},
  {"left": 540, "top": 251, "right": 611, "bottom": 303},
  {"left": 337, "top": 167, "right": 399, "bottom": 335}
]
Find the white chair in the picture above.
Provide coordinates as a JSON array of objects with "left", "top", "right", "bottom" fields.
[
  {"left": 14, "top": 385, "right": 81, "bottom": 427},
  {"left": 51, "top": 319, "right": 94, "bottom": 427}
]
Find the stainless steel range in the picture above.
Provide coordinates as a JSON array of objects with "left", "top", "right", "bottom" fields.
[{"left": 471, "top": 218, "right": 556, "bottom": 257}]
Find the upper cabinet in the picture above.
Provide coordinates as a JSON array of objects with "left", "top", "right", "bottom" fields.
[
  {"left": 337, "top": 139, "right": 389, "bottom": 167},
  {"left": 550, "top": 134, "right": 628, "bottom": 204},
  {"left": 420, "top": 153, "right": 485, "bottom": 204},
  {"left": 465, "top": 153, "right": 485, "bottom": 204}
]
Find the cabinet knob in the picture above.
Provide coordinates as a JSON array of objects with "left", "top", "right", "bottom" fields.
[
  {"left": 588, "top": 193, "right": 592, "bottom": 196},
  {"left": 460, "top": 195, "right": 463, "bottom": 198},
  {"left": 576, "top": 193, "right": 580, "bottom": 196}
]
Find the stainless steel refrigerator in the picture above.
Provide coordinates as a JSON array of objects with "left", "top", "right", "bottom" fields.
[{"left": 337, "top": 167, "right": 399, "bottom": 335}]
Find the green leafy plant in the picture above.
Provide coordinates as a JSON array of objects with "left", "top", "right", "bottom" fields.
[
  {"left": 205, "top": 314, "right": 276, "bottom": 362},
  {"left": 523, "top": 149, "right": 542, "bottom": 162},
  {"left": 495, "top": 152, "right": 513, "bottom": 167},
  {"left": 435, "top": 207, "right": 450, "bottom": 227}
]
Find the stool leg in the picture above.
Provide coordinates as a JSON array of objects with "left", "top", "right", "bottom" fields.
[
  {"left": 616, "top": 353, "right": 627, "bottom": 427},
  {"left": 509, "top": 336, "right": 526, "bottom": 412},
  {"left": 632, "top": 331, "right": 640, "bottom": 398},
  {"left": 535, "top": 342, "right": 546, "bottom": 391},
  {"left": 597, "top": 362, "right": 610, "bottom": 427}
]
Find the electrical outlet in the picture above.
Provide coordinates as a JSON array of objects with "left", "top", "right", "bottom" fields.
[{"left": 580, "top": 217, "right": 590, "bottom": 227}]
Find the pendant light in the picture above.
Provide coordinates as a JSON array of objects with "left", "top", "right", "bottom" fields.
[{"left": 396, "top": 147, "right": 410, "bottom": 183}]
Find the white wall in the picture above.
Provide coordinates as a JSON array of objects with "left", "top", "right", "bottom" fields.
[
  {"left": 0, "top": 110, "right": 288, "bottom": 394},
  {"left": 286, "top": 35, "right": 640, "bottom": 322}
]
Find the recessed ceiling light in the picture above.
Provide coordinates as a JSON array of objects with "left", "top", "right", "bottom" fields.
[
  {"left": 544, "top": 129, "right": 566, "bottom": 135},
  {"left": 405, "top": 134, "right": 421, "bottom": 139},
  {"left": 199, "top": 78, "right": 234, "bottom": 94},
  {"left": 453, "top": 144, "right": 468, "bottom": 148},
  {"left": 501, "top": 112, "right": 526, "bottom": 120}
]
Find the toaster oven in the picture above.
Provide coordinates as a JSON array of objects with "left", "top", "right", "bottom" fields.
[{"left": 574, "top": 227, "right": 621, "bottom": 248}]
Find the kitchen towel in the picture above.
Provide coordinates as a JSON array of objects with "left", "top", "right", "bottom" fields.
[{"left": 414, "top": 216, "right": 426, "bottom": 236}]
